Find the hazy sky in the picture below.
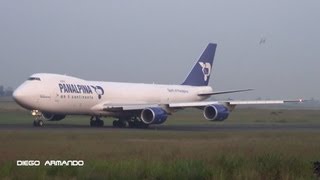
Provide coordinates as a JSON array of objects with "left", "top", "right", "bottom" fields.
[{"left": 0, "top": 0, "right": 319, "bottom": 99}]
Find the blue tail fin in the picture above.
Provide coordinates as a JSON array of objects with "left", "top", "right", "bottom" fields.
[{"left": 182, "top": 43, "right": 217, "bottom": 86}]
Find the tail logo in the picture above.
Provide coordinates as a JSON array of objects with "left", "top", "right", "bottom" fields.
[{"left": 199, "top": 62, "right": 211, "bottom": 81}]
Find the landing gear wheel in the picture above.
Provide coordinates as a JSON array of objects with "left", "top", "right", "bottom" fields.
[
  {"left": 136, "top": 121, "right": 149, "bottom": 129},
  {"left": 127, "top": 118, "right": 149, "bottom": 129},
  {"left": 90, "top": 116, "right": 104, "bottom": 127},
  {"left": 112, "top": 117, "right": 149, "bottom": 129},
  {"left": 112, "top": 120, "right": 127, "bottom": 128},
  {"left": 128, "top": 121, "right": 134, "bottom": 128},
  {"left": 113, "top": 120, "right": 121, "bottom": 128},
  {"left": 120, "top": 121, "right": 127, "bottom": 128},
  {"left": 113, "top": 120, "right": 118, "bottom": 127},
  {"left": 90, "top": 120, "right": 95, "bottom": 127},
  {"left": 140, "top": 123, "right": 149, "bottom": 129},
  {"left": 38, "top": 120, "right": 43, "bottom": 127},
  {"left": 33, "top": 120, "right": 43, "bottom": 127},
  {"left": 97, "top": 120, "right": 104, "bottom": 127}
]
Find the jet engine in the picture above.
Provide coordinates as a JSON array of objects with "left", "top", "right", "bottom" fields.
[
  {"left": 140, "top": 108, "right": 168, "bottom": 125},
  {"left": 42, "top": 112, "right": 66, "bottom": 121},
  {"left": 203, "top": 104, "right": 229, "bottom": 121}
]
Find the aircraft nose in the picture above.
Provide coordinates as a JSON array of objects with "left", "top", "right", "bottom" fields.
[
  {"left": 13, "top": 86, "right": 32, "bottom": 109},
  {"left": 13, "top": 87, "right": 24, "bottom": 103}
]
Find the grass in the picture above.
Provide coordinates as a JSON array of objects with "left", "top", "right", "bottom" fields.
[
  {"left": 1, "top": 101, "right": 320, "bottom": 179},
  {"left": 0, "top": 131, "right": 319, "bottom": 179}
]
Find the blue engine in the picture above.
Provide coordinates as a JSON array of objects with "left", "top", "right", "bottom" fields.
[
  {"left": 140, "top": 108, "right": 168, "bottom": 125},
  {"left": 203, "top": 104, "right": 229, "bottom": 121},
  {"left": 42, "top": 112, "right": 66, "bottom": 121}
]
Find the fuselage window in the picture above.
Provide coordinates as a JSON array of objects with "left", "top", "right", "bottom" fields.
[{"left": 28, "top": 77, "right": 41, "bottom": 81}]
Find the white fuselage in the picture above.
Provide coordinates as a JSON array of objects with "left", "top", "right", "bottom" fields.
[{"left": 14, "top": 73, "right": 212, "bottom": 116}]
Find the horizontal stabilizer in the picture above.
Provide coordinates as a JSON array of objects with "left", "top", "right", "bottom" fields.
[{"left": 198, "top": 89, "right": 253, "bottom": 96}]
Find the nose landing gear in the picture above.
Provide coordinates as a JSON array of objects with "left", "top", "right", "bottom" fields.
[
  {"left": 32, "top": 110, "right": 44, "bottom": 127},
  {"left": 33, "top": 119, "right": 44, "bottom": 127}
]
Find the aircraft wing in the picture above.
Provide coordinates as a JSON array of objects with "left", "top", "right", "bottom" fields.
[
  {"left": 93, "top": 99, "right": 302, "bottom": 112},
  {"left": 169, "top": 99, "right": 303, "bottom": 108}
]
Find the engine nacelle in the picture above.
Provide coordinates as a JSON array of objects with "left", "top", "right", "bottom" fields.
[
  {"left": 42, "top": 112, "right": 66, "bottom": 121},
  {"left": 203, "top": 104, "right": 229, "bottom": 121},
  {"left": 140, "top": 108, "right": 168, "bottom": 125}
]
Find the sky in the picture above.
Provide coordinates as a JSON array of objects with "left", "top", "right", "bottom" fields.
[{"left": 0, "top": 0, "right": 319, "bottom": 100}]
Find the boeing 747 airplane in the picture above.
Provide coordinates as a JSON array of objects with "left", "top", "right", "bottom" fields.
[{"left": 13, "top": 43, "right": 301, "bottom": 128}]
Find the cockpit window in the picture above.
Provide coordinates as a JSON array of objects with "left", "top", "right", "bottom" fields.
[{"left": 28, "top": 77, "right": 41, "bottom": 81}]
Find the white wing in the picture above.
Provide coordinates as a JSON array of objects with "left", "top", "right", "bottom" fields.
[
  {"left": 92, "top": 99, "right": 302, "bottom": 112},
  {"left": 169, "top": 99, "right": 302, "bottom": 108}
]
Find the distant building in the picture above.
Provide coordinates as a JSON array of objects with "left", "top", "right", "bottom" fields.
[
  {"left": 0, "top": 86, "right": 13, "bottom": 97},
  {"left": 0, "top": 86, "right": 4, "bottom": 96},
  {"left": 4, "top": 87, "right": 13, "bottom": 96}
]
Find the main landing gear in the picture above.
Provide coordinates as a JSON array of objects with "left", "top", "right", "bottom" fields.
[
  {"left": 32, "top": 110, "right": 44, "bottom": 127},
  {"left": 113, "top": 117, "right": 149, "bottom": 129},
  {"left": 90, "top": 116, "right": 104, "bottom": 127}
]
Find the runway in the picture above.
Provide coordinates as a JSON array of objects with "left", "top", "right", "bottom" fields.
[{"left": 0, "top": 123, "right": 319, "bottom": 132}]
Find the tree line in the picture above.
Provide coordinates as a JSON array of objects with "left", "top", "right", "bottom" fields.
[{"left": 0, "top": 85, "right": 13, "bottom": 96}]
